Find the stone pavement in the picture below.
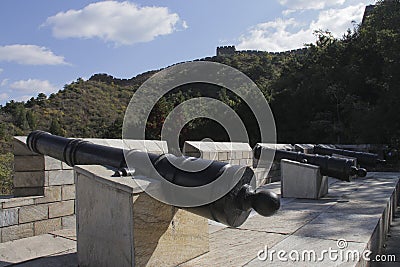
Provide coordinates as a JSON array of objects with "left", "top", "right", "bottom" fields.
[
  {"left": 372, "top": 206, "right": 400, "bottom": 266},
  {"left": 0, "top": 229, "right": 76, "bottom": 267},
  {"left": 0, "top": 172, "right": 398, "bottom": 266}
]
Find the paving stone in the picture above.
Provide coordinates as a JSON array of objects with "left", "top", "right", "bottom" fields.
[
  {"left": 245, "top": 235, "right": 368, "bottom": 267},
  {"left": 0, "top": 208, "right": 18, "bottom": 227},
  {"left": 240, "top": 210, "right": 321, "bottom": 235},
  {"left": 294, "top": 212, "right": 382, "bottom": 243},
  {"left": 0, "top": 234, "right": 76, "bottom": 266},
  {"left": 12, "top": 251, "right": 77, "bottom": 267},
  {"left": 208, "top": 221, "right": 226, "bottom": 234},
  {"left": 49, "top": 200, "right": 74, "bottom": 218},
  {"left": 51, "top": 228, "right": 77, "bottom": 241},
  {"left": 1, "top": 223, "right": 34, "bottom": 243},
  {"left": 34, "top": 218, "right": 62, "bottom": 235},
  {"left": 182, "top": 228, "right": 286, "bottom": 267},
  {"left": 19, "top": 204, "right": 48, "bottom": 223}
]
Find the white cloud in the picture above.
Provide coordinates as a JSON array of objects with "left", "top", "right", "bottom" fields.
[
  {"left": 237, "top": 4, "right": 366, "bottom": 51},
  {"left": 310, "top": 3, "right": 366, "bottom": 35},
  {"left": 14, "top": 95, "right": 33, "bottom": 103},
  {"left": 44, "top": 1, "right": 185, "bottom": 45},
  {"left": 10, "top": 79, "right": 57, "bottom": 94},
  {"left": 1, "top": 79, "right": 9, "bottom": 87},
  {"left": 237, "top": 18, "right": 313, "bottom": 51},
  {"left": 0, "top": 68, "right": 3, "bottom": 74},
  {"left": 0, "top": 93, "right": 9, "bottom": 102},
  {"left": 282, "top": 9, "right": 296, "bottom": 16},
  {"left": 0, "top": 45, "right": 68, "bottom": 65},
  {"left": 278, "top": 0, "right": 346, "bottom": 10}
]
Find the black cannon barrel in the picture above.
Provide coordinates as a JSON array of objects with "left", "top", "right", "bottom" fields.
[
  {"left": 254, "top": 145, "right": 367, "bottom": 182},
  {"left": 313, "top": 145, "right": 385, "bottom": 167},
  {"left": 27, "top": 131, "right": 280, "bottom": 227}
]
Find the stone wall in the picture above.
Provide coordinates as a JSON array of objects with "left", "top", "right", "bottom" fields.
[
  {"left": 0, "top": 136, "right": 167, "bottom": 243},
  {"left": 183, "top": 141, "right": 252, "bottom": 166}
]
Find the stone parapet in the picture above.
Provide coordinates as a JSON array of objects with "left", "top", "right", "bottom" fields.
[{"left": 0, "top": 136, "right": 168, "bottom": 243}]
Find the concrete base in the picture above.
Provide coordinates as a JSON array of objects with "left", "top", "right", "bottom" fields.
[
  {"left": 75, "top": 165, "right": 209, "bottom": 267},
  {"left": 281, "top": 159, "right": 328, "bottom": 199}
]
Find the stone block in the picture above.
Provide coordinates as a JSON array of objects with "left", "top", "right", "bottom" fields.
[
  {"left": 61, "top": 162, "right": 73, "bottom": 170},
  {"left": 0, "top": 208, "right": 18, "bottom": 227},
  {"left": 19, "top": 204, "right": 48, "bottom": 223},
  {"left": 62, "top": 185, "right": 75, "bottom": 200},
  {"left": 218, "top": 152, "right": 228, "bottom": 161},
  {"left": 13, "top": 136, "right": 36, "bottom": 156},
  {"left": 34, "top": 218, "right": 62, "bottom": 235},
  {"left": 75, "top": 165, "right": 209, "bottom": 267},
  {"left": 13, "top": 187, "right": 44, "bottom": 197},
  {"left": 47, "top": 170, "right": 74, "bottom": 186},
  {"left": 62, "top": 215, "right": 76, "bottom": 229},
  {"left": 35, "top": 186, "right": 62, "bottom": 204},
  {"left": 232, "top": 151, "right": 243, "bottom": 159},
  {"left": 1, "top": 197, "right": 36, "bottom": 209},
  {"left": 242, "top": 151, "right": 251, "bottom": 159},
  {"left": 14, "top": 155, "right": 44, "bottom": 171},
  {"left": 231, "top": 159, "right": 240, "bottom": 165},
  {"left": 13, "top": 171, "right": 44, "bottom": 188},
  {"left": 239, "top": 159, "right": 252, "bottom": 166},
  {"left": 294, "top": 143, "right": 315, "bottom": 153},
  {"left": 49, "top": 200, "right": 74, "bottom": 218},
  {"left": 44, "top": 156, "right": 62, "bottom": 170},
  {"left": 281, "top": 159, "right": 328, "bottom": 199},
  {"left": 1, "top": 223, "right": 34, "bottom": 242},
  {"left": 123, "top": 140, "right": 168, "bottom": 154}
]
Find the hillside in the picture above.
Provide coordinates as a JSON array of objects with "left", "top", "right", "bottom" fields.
[{"left": 0, "top": 1, "right": 399, "bottom": 194}]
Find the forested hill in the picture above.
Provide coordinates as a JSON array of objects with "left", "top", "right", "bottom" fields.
[{"left": 0, "top": 1, "right": 399, "bottom": 155}]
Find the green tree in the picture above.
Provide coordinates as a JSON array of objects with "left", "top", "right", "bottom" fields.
[{"left": 49, "top": 118, "right": 64, "bottom": 136}]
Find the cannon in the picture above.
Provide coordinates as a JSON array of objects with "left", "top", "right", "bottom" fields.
[
  {"left": 313, "top": 145, "right": 386, "bottom": 167},
  {"left": 253, "top": 145, "right": 367, "bottom": 182},
  {"left": 26, "top": 131, "right": 280, "bottom": 227}
]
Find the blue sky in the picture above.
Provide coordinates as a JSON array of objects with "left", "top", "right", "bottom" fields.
[{"left": 0, "top": 0, "right": 375, "bottom": 105}]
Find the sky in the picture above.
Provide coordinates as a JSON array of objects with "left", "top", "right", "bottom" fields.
[{"left": 0, "top": 0, "right": 376, "bottom": 105}]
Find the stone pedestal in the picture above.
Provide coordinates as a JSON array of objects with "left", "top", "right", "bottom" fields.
[
  {"left": 75, "top": 165, "right": 209, "bottom": 267},
  {"left": 281, "top": 159, "right": 328, "bottom": 199}
]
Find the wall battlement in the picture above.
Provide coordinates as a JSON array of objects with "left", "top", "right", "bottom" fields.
[{"left": 216, "top": 45, "right": 308, "bottom": 57}]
